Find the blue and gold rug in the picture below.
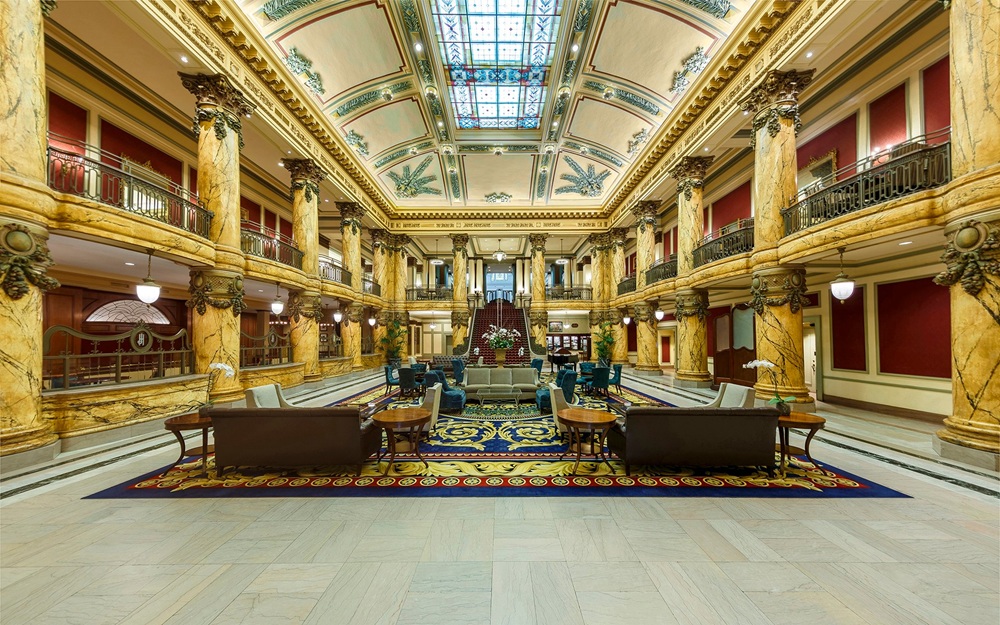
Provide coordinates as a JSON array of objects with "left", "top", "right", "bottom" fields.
[{"left": 88, "top": 384, "right": 907, "bottom": 499}]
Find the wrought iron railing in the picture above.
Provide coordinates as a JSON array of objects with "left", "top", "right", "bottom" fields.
[
  {"left": 407, "top": 287, "right": 453, "bottom": 301},
  {"left": 42, "top": 323, "right": 194, "bottom": 390},
  {"left": 645, "top": 258, "right": 678, "bottom": 284},
  {"left": 545, "top": 286, "right": 592, "bottom": 300},
  {"left": 240, "top": 327, "right": 291, "bottom": 368},
  {"left": 693, "top": 218, "right": 755, "bottom": 267},
  {"left": 782, "top": 129, "right": 952, "bottom": 236},
  {"left": 617, "top": 275, "right": 637, "bottom": 296},
  {"left": 319, "top": 340, "right": 343, "bottom": 359},
  {"left": 361, "top": 337, "right": 375, "bottom": 355},
  {"left": 46, "top": 141, "right": 212, "bottom": 239},
  {"left": 362, "top": 278, "right": 381, "bottom": 297},
  {"left": 241, "top": 228, "right": 304, "bottom": 270},
  {"left": 485, "top": 289, "right": 514, "bottom": 304},
  {"left": 319, "top": 257, "right": 352, "bottom": 287}
]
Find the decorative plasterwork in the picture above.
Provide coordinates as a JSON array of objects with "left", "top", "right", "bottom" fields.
[
  {"left": 674, "top": 289, "right": 709, "bottom": 320},
  {"left": 375, "top": 142, "right": 434, "bottom": 168},
  {"left": 261, "top": 0, "right": 321, "bottom": 21},
  {"left": 608, "top": 227, "right": 628, "bottom": 247},
  {"left": 334, "top": 82, "right": 412, "bottom": 118},
  {"left": 283, "top": 47, "right": 325, "bottom": 96},
  {"left": 671, "top": 46, "right": 709, "bottom": 95},
  {"left": 582, "top": 81, "right": 660, "bottom": 116},
  {"left": 740, "top": 69, "right": 816, "bottom": 113},
  {"left": 564, "top": 142, "right": 623, "bottom": 167},
  {"left": 288, "top": 291, "right": 323, "bottom": 322},
  {"left": 669, "top": 155, "right": 713, "bottom": 200},
  {"left": 529, "top": 310, "right": 549, "bottom": 328},
  {"left": 344, "top": 130, "right": 369, "bottom": 157},
  {"left": 749, "top": 268, "right": 807, "bottom": 316},
  {"left": 188, "top": 271, "right": 246, "bottom": 317},
  {"left": 337, "top": 202, "right": 365, "bottom": 235},
  {"left": 555, "top": 156, "right": 611, "bottom": 197},
  {"left": 485, "top": 192, "right": 513, "bottom": 204},
  {"left": 180, "top": 73, "right": 256, "bottom": 151},
  {"left": 529, "top": 233, "right": 548, "bottom": 253},
  {"left": 451, "top": 309, "right": 471, "bottom": 329},
  {"left": 41, "top": 0, "right": 57, "bottom": 16},
  {"left": 587, "top": 232, "right": 611, "bottom": 252},
  {"left": 632, "top": 201, "right": 659, "bottom": 233},
  {"left": 0, "top": 223, "right": 60, "bottom": 300},
  {"left": 388, "top": 157, "right": 442, "bottom": 199},
  {"left": 934, "top": 220, "right": 1000, "bottom": 296},
  {"left": 282, "top": 158, "right": 326, "bottom": 184},
  {"left": 681, "top": 0, "right": 732, "bottom": 20},
  {"left": 450, "top": 233, "right": 470, "bottom": 257},
  {"left": 627, "top": 128, "right": 649, "bottom": 158},
  {"left": 460, "top": 144, "right": 539, "bottom": 153},
  {"left": 536, "top": 153, "right": 552, "bottom": 199}
]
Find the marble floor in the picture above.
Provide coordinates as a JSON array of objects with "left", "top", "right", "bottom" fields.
[{"left": 1, "top": 371, "right": 998, "bottom": 625}]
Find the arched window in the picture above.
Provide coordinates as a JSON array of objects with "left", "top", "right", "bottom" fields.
[{"left": 85, "top": 300, "right": 170, "bottom": 324}]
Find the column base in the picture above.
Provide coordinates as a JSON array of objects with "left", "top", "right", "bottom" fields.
[
  {"left": 0, "top": 439, "right": 59, "bottom": 475},
  {"left": 304, "top": 373, "right": 323, "bottom": 384},
  {"left": 674, "top": 377, "right": 713, "bottom": 389},
  {"left": 936, "top": 417, "right": 1000, "bottom": 454},
  {"left": 0, "top": 424, "right": 59, "bottom": 458},
  {"left": 633, "top": 366, "right": 662, "bottom": 376},
  {"left": 933, "top": 436, "right": 1000, "bottom": 471}
]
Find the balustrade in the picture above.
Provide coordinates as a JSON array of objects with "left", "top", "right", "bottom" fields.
[
  {"left": 692, "top": 218, "right": 755, "bottom": 268},
  {"left": 406, "top": 287, "right": 453, "bottom": 301},
  {"left": 545, "top": 286, "right": 592, "bottom": 300},
  {"left": 362, "top": 278, "right": 381, "bottom": 297},
  {"left": 319, "top": 257, "right": 352, "bottom": 286},
  {"left": 617, "top": 275, "right": 637, "bottom": 296},
  {"left": 240, "top": 327, "right": 291, "bottom": 368},
  {"left": 644, "top": 258, "right": 678, "bottom": 284},
  {"left": 240, "top": 227, "right": 304, "bottom": 270}
]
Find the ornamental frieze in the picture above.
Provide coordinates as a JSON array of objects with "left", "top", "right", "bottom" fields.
[
  {"left": 188, "top": 270, "right": 246, "bottom": 316},
  {"left": 934, "top": 220, "right": 1000, "bottom": 297},
  {"left": 749, "top": 268, "right": 807, "bottom": 315},
  {"left": 0, "top": 223, "right": 60, "bottom": 300},
  {"left": 287, "top": 292, "right": 323, "bottom": 322},
  {"left": 451, "top": 309, "right": 470, "bottom": 329},
  {"left": 674, "top": 290, "right": 709, "bottom": 321},
  {"left": 529, "top": 310, "right": 548, "bottom": 328}
]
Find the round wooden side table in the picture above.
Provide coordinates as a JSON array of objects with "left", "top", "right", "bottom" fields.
[
  {"left": 373, "top": 407, "right": 431, "bottom": 476},
  {"left": 164, "top": 412, "right": 212, "bottom": 477},
  {"left": 558, "top": 407, "right": 617, "bottom": 475},
  {"left": 778, "top": 411, "right": 827, "bottom": 470}
]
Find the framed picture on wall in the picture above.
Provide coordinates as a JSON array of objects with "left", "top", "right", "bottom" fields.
[
  {"left": 319, "top": 333, "right": 328, "bottom": 343},
  {"left": 548, "top": 321, "right": 563, "bottom": 333}
]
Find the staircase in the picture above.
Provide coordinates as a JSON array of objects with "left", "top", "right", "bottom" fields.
[{"left": 470, "top": 299, "right": 530, "bottom": 366}]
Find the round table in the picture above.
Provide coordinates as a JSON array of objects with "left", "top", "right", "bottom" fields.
[
  {"left": 373, "top": 407, "right": 431, "bottom": 476},
  {"left": 558, "top": 407, "right": 617, "bottom": 475},
  {"left": 164, "top": 412, "right": 212, "bottom": 477},
  {"left": 778, "top": 411, "right": 827, "bottom": 469}
]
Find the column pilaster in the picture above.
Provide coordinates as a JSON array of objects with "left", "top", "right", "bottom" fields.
[
  {"left": 1, "top": 0, "right": 48, "bottom": 182},
  {"left": 337, "top": 203, "right": 364, "bottom": 291},
  {"left": 949, "top": 0, "right": 1000, "bottom": 178},
  {"left": 608, "top": 309, "right": 627, "bottom": 366},
  {"left": 633, "top": 302, "right": 659, "bottom": 373},
  {"left": 188, "top": 269, "right": 245, "bottom": 402},
  {"left": 370, "top": 229, "right": 390, "bottom": 300},
  {"left": 451, "top": 309, "right": 470, "bottom": 354},
  {"left": 390, "top": 234, "right": 411, "bottom": 305},
  {"left": 587, "top": 233, "right": 610, "bottom": 304},
  {"left": 609, "top": 228, "right": 628, "bottom": 293},
  {"left": 289, "top": 290, "right": 322, "bottom": 382},
  {"left": 451, "top": 234, "right": 469, "bottom": 302},
  {"left": 632, "top": 202, "right": 659, "bottom": 289},
  {"left": 342, "top": 301, "right": 364, "bottom": 370},
  {"left": 669, "top": 156, "right": 714, "bottom": 277},
  {"left": 673, "top": 289, "right": 712, "bottom": 387},
  {"left": 528, "top": 310, "right": 548, "bottom": 356},
  {"left": 529, "top": 234, "right": 548, "bottom": 303},
  {"left": 282, "top": 158, "right": 326, "bottom": 276}
]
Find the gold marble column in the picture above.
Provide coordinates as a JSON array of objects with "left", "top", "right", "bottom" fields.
[
  {"left": 451, "top": 234, "right": 469, "bottom": 303},
  {"left": 337, "top": 203, "right": 364, "bottom": 291},
  {"left": 288, "top": 290, "right": 322, "bottom": 382},
  {"left": 529, "top": 310, "right": 548, "bottom": 357},
  {"left": 342, "top": 301, "right": 364, "bottom": 370},
  {"left": 949, "top": 0, "right": 1000, "bottom": 179},
  {"left": 283, "top": 159, "right": 326, "bottom": 276},
  {"left": 0, "top": 0, "right": 60, "bottom": 455},
  {"left": 587, "top": 233, "right": 610, "bottom": 303},
  {"left": 609, "top": 228, "right": 628, "bottom": 294},
  {"left": 673, "top": 289, "right": 712, "bottom": 387},
  {"left": 740, "top": 70, "right": 814, "bottom": 257},
  {"left": 390, "top": 234, "right": 411, "bottom": 305},
  {"left": 188, "top": 270, "right": 245, "bottom": 402},
  {"left": 632, "top": 202, "right": 659, "bottom": 289},
  {"left": 373, "top": 309, "right": 388, "bottom": 364},
  {"left": 749, "top": 267, "right": 814, "bottom": 409},
  {"left": 370, "top": 229, "right": 390, "bottom": 300},
  {"left": 451, "top": 309, "right": 470, "bottom": 354},
  {"left": 669, "top": 156, "right": 714, "bottom": 277},
  {"left": 633, "top": 302, "right": 659, "bottom": 373},
  {"left": 610, "top": 309, "right": 628, "bottom": 366},
  {"left": 529, "top": 234, "right": 548, "bottom": 303}
]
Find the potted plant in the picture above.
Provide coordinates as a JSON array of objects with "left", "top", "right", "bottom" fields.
[
  {"left": 379, "top": 319, "right": 408, "bottom": 368},
  {"left": 483, "top": 324, "right": 520, "bottom": 367},
  {"left": 743, "top": 359, "right": 795, "bottom": 415},
  {"left": 593, "top": 321, "right": 615, "bottom": 366}
]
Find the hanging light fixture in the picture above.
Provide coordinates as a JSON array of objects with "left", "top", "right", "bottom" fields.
[
  {"left": 829, "top": 247, "right": 855, "bottom": 303},
  {"left": 333, "top": 310, "right": 343, "bottom": 323},
  {"left": 270, "top": 281, "right": 284, "bottom": 315},
  {"left": 555, "top": 237, "right": 569, "bottom": 264},
  {"left": 135, "top": 249, "right": 161, "bottom": 304},
  {"left": 368, "top": 316, "right": 377, "bottom": 327},
  {"left": 622, "top": 314, "right": 632, "bottom": 326},
  {"left": 493, "top": 238, "right": 507, "bottom": 262},
  {"left": 430, "top": 237, "right": 444, "bottom": 265},
  {"left": 654, "top": 309, "right": 665, "bottom": 321}
]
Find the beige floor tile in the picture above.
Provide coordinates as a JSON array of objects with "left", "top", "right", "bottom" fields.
[
  {"left": 409, "top": 561, "right": 492, "bottom": 593},
  {"left": 397, "top": 591, "right": 492, "bottom": 625},
  {"left": 244, "top": 563, "right": 342, "bottom": 595},
  {"left": 568, "top": 561, "right": 656, "bottom": 592},
  {"left": 577, "top": 591, "right": 677, "bottom": 625},
  {"left": 494, "top": 537, "right": 565, "bottom": 561},
  {"left": 746, "top": 591, "right": 869, "bottom": 625},
  {"left": 719, "top": 562, "right": 823, "bottom": 592},
  {"left": 492, "top": 562, "right": 536, "bottom": 625},
  {"left": 209, "top": 593, "right": 319, "bottom": 625}
]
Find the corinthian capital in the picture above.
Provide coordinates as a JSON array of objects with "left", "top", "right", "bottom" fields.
[
  {"left": 178, "top": 72, "right": 255, "bottom": 116},
  {"left": 669, "top": 155, "right": 715, "bottom": 182},
  {"left": 529, "top": 233, "right": 548, "bottom": 253},
  {"left": 281, "top": 158, "right": 327, "bottom": 184},
  {"left": 739, "top": 69, "right": 816, "bottom": 114}
]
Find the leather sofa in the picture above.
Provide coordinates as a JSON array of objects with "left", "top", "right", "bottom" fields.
[
  {"left": 203, "top": 405, "right": 382, "bottom": 476},
  {"left": 606, "top": 406, "right": 781, "bottom": 475},
  {"left": 462, "top": 367, "right": 539, "bottom": 398}
]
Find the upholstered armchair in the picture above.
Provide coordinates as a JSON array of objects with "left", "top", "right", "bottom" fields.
[
  {"left": 536, "top": 371, "right": 577, "bottom": 415},
  {"left": 590, "top": 367, "right": 610, "bottom": 397},
  {"left": 383, "top": 365, "right": 399, "bottom": 395},
  {"left": 424, "top": 370, "right": 466, "bottom": 412},
  {"left": 704, "top": 382, "right": 756, "bottom": 408},
  {"left": 407, "top": 356, "right": 428, "bottom": 375},
  {"left": 607, "top": 364, "right": 623, "bottom": 395},
  {"left": 398, "top": 367, "right": 419, "bottom": 399},
  {"left": 418, "top": 382, "right": 442, "bottom": 433},
  {"left": 245, "top": 383, "right": 298, "bottom": 408},
  {"left": 451, "top": 358, "right": 466, "bottom": 385},
  {"left": 530, "top": 358, "right": 543, "bottom": 377}
]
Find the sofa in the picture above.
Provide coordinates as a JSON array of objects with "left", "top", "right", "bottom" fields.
[
  {"left": 203, "top": 405, "right": 382, "bottom": 476},
  {"left": 606, "top": 406, "right": 781, "bottom": 475},
  {"left": 462, "top": 367, "right": 539, "bottom": 399}
]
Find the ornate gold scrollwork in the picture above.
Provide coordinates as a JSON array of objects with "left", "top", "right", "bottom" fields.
[
  {"left": 288, "top": 292, "right": 323, "bottom": 322},
  {"left": 0, "top": 223, "right": 60, "bottom": 300},
  {"left": 675, "top": 290, "right": 709, "bottom": 321},
  {"left": 749, "top": 268, "right": 807, "bottom": 315},
  {"left": 934, "top": 220, "right": 1000, "bottom": 297},
  {"left": 188, "top": 271, "right": 246, "bottom": 316}
]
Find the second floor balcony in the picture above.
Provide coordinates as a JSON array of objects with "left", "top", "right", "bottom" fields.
[
  {"left": 407, "top": 287, "right": 453, "bottom": 301},
  {"left": 545, "top": 286, "right": 592, "bottom": 300},
  {"left": 693, "top": 218, "right": 755, "bottom": 268},
  {"left": 240, "top": 222, "right": 304, "bottom": 270},
  {"left": 319, "top": 257, "right": 353, "bottom": 287},
  {"left": 617, "top": 275, "right": 637, "bottom": 296},
  {"left": 362, "top": 277, "right": 382, "bottom": 297},
  {"left": 644, "top": 257, "right": 678, "bottom": 285}
]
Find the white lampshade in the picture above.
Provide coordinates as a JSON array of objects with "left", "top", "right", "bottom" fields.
[
  {"left": 368, "top": 316, "right": 376, "bottom": 327},
  {"left": 830, "top": 276, "right": 855, "bottom": 303},
  {"left": 654, "top": 309, "right": 665, "bottom": 321},
  {"left": 493, "top": 250, "right": 507, "bottom": 262},
  {"left": 270, "top": 299, "right": 284, "bottom": 315},
  {"left": 333, "top": 311, "right": 343, "bottom": 323},
  {"left": 555, "top": 257, "right": 569, "bottom": 265},
  {"left": 429, "top": 258, "right": 445, "bottom": 265},
  {"left": 622, "top": 316, "right": 631, "bottom": 325},
  {"left": 136, "top": 279, "right": 160, "bottom": 304}
]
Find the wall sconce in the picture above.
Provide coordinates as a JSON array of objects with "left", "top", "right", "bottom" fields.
[
  {"left": 333, "top": 310, "right": 343, "bottom": 323},
  {"left": 270, "top": 282, "right": 284, "bottom": 315},
  {"left": 368, "top": 316, "right": 377, "bottom": 327},
  {"left": 622, "top": 315, "right": 632, "bottom": 326},
  {"left": 654, "top": 309, "right": 665, "bottom": 321},
  {"left": 829, "top": 247, "right": 855, "bottom": 303},
  {"left": 135, "top": 249, "right": 161, "bottom": 304}
]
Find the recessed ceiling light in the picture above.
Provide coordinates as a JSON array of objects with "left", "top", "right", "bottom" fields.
[
  {"left": 286, "top": 150, "right": 292, "bottom": 154},
  {"left": 552, "top": 121, "right": 558, "bottom": 127},
  {"left": 258, "top": 289, "right": 264, "bottom": 292},
  {"left": 898, "top": 241, "right": 913, "bottom": 246},
  {"left": 278, "top": 162, "right": 284, "bottom": 167},
  {"left": 180, "top": 55, "right": 189, "bottom": 63},
  {"left": 325, "top": 199, "right": 330, "bottom": 202},
  {"left": 571, "top": 43, "right": 579, "bottom": 52},
  {"left": 414, "top": 42, "right": 423, "bottom": 52},
  {"left": 805, "top": 51, "right": 814, "bottom": 59},
  {"left": 437, "top": 121, "right": 444, "bottom": 127},
  {"left": 704, "top": 147, "right": 710, "bottom": 152},
  {"left": 124, "top": 262, "right": 135, "bottom": 266}
]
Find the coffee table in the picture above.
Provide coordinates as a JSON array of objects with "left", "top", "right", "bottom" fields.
[
  {"left": 558, "top": 407, "right": 617, "bottom": 475},
  {"left": 164, "top": 412, "right": 212, "bottom": 477},
  {"left": 373, "top": 407, "right": 431, "bottom": 476},
  {"left": 476, "top": 389, "right": 522, "bottom": 405},
  {"left": 778, "top": 411, "right": 827, "bottom": 470}
]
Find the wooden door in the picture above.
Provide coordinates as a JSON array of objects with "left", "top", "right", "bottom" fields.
[{"left": 713, "top": 305, "right": 756, "bottom": 387}]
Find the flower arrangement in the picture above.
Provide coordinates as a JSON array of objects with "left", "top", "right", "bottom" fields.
[
  {"left": 483, "top": 324, "right": 520, "bottom": 349},
  {"left": 206, "top": 362, "right": 235, "bottom": 403},
  {"left": 743, "top": 359, "right": 795, "bottom": 412}
]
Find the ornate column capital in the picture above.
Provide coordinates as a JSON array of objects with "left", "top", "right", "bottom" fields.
[
  {"left": 287, "top": 291, "right": 323, "bottom": 322},
  {"left": 451, "top": 308, "right": 470, "bottom": 329},
  {"left": 669, "top": 156, "right": 715, "bottom": 201},
  {"left": 749, "top": 267, "right": 807, "bottom": 315},
  {"left": 632, "top": 201, "right": 660, "bottom": 233},
  {"left": 388, "top": 233, "right": 412, "bottom": 251},
  {"left": 633, "top": 301, "right": 655, "bottom": 324},
  {"left": 609, "top": 227, "right": 629, "bottom": 248},
  {"left": 283, "top": 158, "right": 326, "bottom": 203},
  {"left": 450, "top": 233, "right": 470, "bottom": 254},
  {"left": 0, "top": 222, "right": 60, "bottom": 300},
  {"left": 179, "top": 72, "right": 255, "bottom": 150},
  {"left": 346, "top": 301, "right": 365, "bottom": 323},
  {"left": 675, "top": 289, "right": 709, "bottom": 321},
  {"left": 934, "top": 219, "right": 1000, "bottom": 296},
  {"left": 338, "top": 202, "right": 365, "bottom": 234},
  {"left": 739, "top": 69, "right": 816, "bottom": 114},
  {"left": 370, "top": 228, "right": 389, "bottom": 252},
  {"left": 529, "top": 233, "right": 548, "bottom": 253},
  {"left": 587, "top": 232, "right": 611, "bottom": 252},
  {"left": 528, "top": 310, "right": 548, "bottom": 328},
  {"left": 188, "top": 269, "right": 246, "bottom": 317}
]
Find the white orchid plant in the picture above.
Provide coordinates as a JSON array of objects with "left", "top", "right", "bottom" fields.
[
  {"left": 482, "top": 324, "right": 520, "bottom": 349},
  {"left": 206, "top": 362, "right": 235, "bottom": 403},
  {"left": 742, "top": 359, "right": 795, "bottom": 407}
]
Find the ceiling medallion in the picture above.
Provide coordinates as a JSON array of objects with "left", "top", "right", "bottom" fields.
[
  {"left": 555, "top": 156, "right": 611, "bottom": 197},
  {"left": 380, "top": 87, "right": 394, "bottom": 101},
  {"left": 485, "top": 192, "right": 512, "bottom": 204},
  {"left": 389, "top": 156, "right": 442, "bottom": 199}
]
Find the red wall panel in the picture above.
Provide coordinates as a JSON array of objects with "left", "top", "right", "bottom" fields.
[
  {"left": 877, "top": 277, "right": 950, "bottom": 378},
  {"left": 660, "top": 336, "right": 671, "bottom": 363},
  {"left": 798, "top": 113, "right": 857, "bottom": 178},
  {"left": 241, "top": 196, "right": 261, "bottom": 227},
  {"left": 189, "top": 168, "right": 198, "bottom": 195},
  {"left": 710, "top": 181, "right": 752, "bottom": 232},
  {"left": 922, "top": 56, "right": 950, "bottom": 141},
  {"left": 627, "top": 321, "right": 637, "bottom": 351},
  {"left": 869, "top": 84, "right": 908, "bottom": 154},
  {"left": 831, "top": 286, "right": 866, "bottom": 371},
  {"left": 279, "top": 219, "right": 293, "bottom": 240},
  {"left": 99, "top": 120, "right": 182, "bottom": 184},
  {"left": 47, "top": 92, "right": 87, "bottom": 153}
]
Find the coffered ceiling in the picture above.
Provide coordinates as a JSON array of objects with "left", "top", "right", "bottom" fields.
[{"left": 239, "top": 0, "right": 754, "bottom": 210}]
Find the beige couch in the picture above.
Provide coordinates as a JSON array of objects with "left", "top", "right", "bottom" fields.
[{"left": 462, "top": 367, "right": 539, "bottom": 398}]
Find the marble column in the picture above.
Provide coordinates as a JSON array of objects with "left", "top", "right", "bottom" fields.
[
  {"left": 740, "top": 70, "right": 814, "bottom": 256},
  {"left": 632, "top": 202, "right": 659, "bottom": 289},
  {"left": 529, "top": 310, "right": 548, "bottom": 356},
  {"left": 0, "top": 1, "right": 60, "bottom": 455},
  {"left": 633, "top": 302, "right": 659, "bottom": 373},
  {"left": 370, "top": 229, "right": 390, "bottom": 300},
  {"left": 749, "top": 267, "right": 814, "bottom": 410},
  {"left": 188, "top": 270, "right": 245, "bottom": 401},
  {"left": 342, "top": 301, "right": 364, "bottom": 370},
  {"left": 610, "top": 309, "right": 628, "bottom": 366},
  {"left": 529, "top": 234, "right": 548, "bottom": 303},
  {"left": 451, "top": 309, "right": 470, "bottom": 354},
  {"left": 949, "top": 0, "right": 1000, "bottom": 179},
  {"left": 669, "top": 156, "right": 714, "bottom": 277},
  {"left": 609, "top": 228, "right": 628, "bottom": 293},
  {"left": 587, "top": 233, "right": 610, "bottom": 303},
  {"left": 288, "top": 290, "right": 322, "bottom": 382},
  {"left": 673, "top": 289, "right": 712, "bottom": 387},
  {"left": 451, "top": 234, "right": 469, "bottom": 303},
  {"left": 337, "top": 203, "right": 364, "bottom": 291},
  {"left": 390, "top": 234, "right": 411, "bottom": 305},
  {"left": 283, "top": 158, "right": 326, "bottom": 276}
]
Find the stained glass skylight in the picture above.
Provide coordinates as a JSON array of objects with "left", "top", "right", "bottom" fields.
[{"left": 431, "top": 0, "right": 563, "bottom": 130}]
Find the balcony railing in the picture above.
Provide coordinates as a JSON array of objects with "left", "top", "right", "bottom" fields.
[
  {"left": 319, "top": 340, "right": 343, "bottom": 359},
  {"left": 644, "top": 258, "right": 678, "bottom": 284},
  {"left": 47, "top": 141, "right": 212, "bottom": 239},
  {"left": 617, "top": 275, "right": 637, "bottom": 296},
  {"left": 545, "top": 286, "right": 592, "bottom": 300},
  {"left": 361, "top": 337, "right": 375, "bottom": 355},
  {"left": 240, "top": 327, "right": 291, "bottom": 368},
  {"left": 407, "top": 287, "right": 453, "bottom": 301},
  {"left": 362, "top": 278, "right": 381, "bottom": 297},
  {"left": 319, "top": 257, "right": 352, "bottom": 287},
  {"left": 782, "top": 129, "right": 952, "bottom": 236},
  {"left": 241, "top": 228, "right": 304, "bottom": 270},
  {"left": 693, "top": 218, "right": 755, "bottom": 268}
]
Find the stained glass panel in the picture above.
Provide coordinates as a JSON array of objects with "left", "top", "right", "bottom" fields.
[{"left": 431, "top": 0, "right": 563, "bottom": 130}]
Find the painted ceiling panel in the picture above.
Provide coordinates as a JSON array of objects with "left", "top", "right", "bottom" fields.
[
  {"left": 463, "top": 154, "right": 535, "bottom": 202},
  {"left": 550, "top": 152, "right": 616, "bottom": 200},
  {"left": 567, "top": 98, "right": 650, "bottom": 158},
  {"left": 343, "top": 99, "right": 429, "bottom": 162},
  {"left": 379, "top": 154, "right": 446, "bottom": 199},
  {"left": 274, "top": 3, "right": 404, "bottom": 100},
  {"left": 589, "top": 1, "right": 716, "bottom": 99}
]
